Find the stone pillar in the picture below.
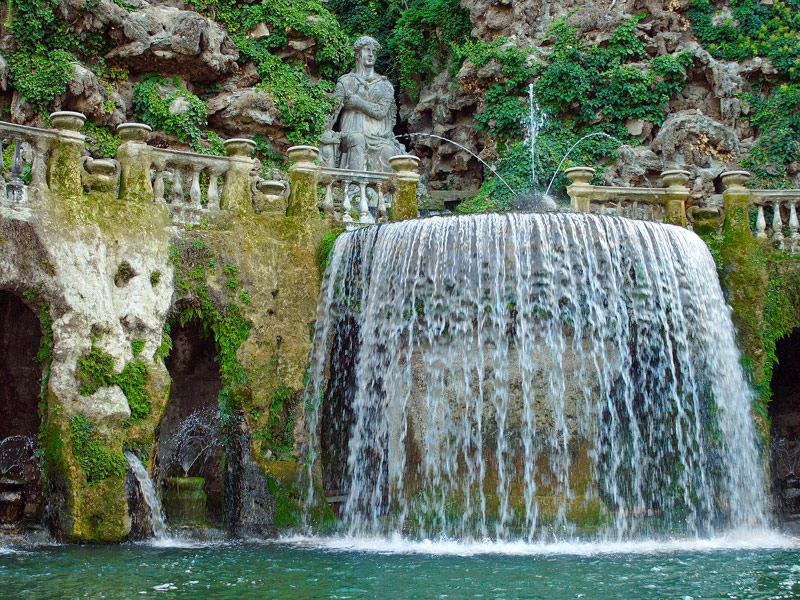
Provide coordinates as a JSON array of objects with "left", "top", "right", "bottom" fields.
[
  {"left": 661, "top": 169, "right": 690, "bottom": 227},
  {"left": 117, "top": 123, "right": 153, "bottom": 203},
  {"left": 719, "top": 170, "right": 768, "bottom": 433},
  {"left": 48, "top": 111, "right": 86, "bottom": 198},
  {"left": 389, "top": 155, "right": 420, "bottom": 221},
  {"left": 286, "top": 145, "right": 320, "bottom": 220},
  {"left": 565, "top": 167, "right": 595, "bottom": 213},
  {"left": 222, "top": 138, "right": 257, "bottom": 213},
  {"left": 721, "top": 170, "right": 753, "bottom": 236}
]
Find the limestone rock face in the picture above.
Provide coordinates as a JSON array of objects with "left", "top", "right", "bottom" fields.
[
  {"left": 207, "top": 88, "right": 282, "bottom": 140},
  {"left": 105, "top": 5, "right": 239, "bottom": 79}
]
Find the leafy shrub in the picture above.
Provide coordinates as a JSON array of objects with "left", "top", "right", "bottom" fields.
[
  {"left": 740, "top": 84, "right": 800, "bottom": 188},
  {"left": 132, "top": 75, "right": 209, "bottom": 147},
  {"left": 386, "top": 0, "right": 472, "bottom": 96},
  {"left": 7, "top": 49, "right": 76, "bottom": 115},
  {"left": 688, "top": 0, "right": 800, "bottom": 80}
]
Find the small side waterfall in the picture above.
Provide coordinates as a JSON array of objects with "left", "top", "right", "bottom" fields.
[
  {"left": 304, "top": 213, "right": 767, "bottom": 541},
  {"left": 125, "top": 452, "right": 168, "bottom": 540}
]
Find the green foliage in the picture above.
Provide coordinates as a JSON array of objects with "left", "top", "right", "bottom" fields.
[
  {"left": 117, "top": 360, "right": 149, "bottom": 420},
  {"left": 181, "top": 0, "right": 350, "bottom": 144},
  {"left": 150, "top": 271, "right": 161, "bottom": 287},
  {"left": 170, "top": 239, "right": 251, "bottom": 421},
  {"left": 453, "top": 37, "right": 536, "bottom": 91},
  {"left": 131, "top": 338, "right": 145, "bottom": 357},
  {"left": 740, "top": 84, "right": 800, "bottom": 188},
  {"left": 236, "top": 38, "right": 337, "bottom": 144},
  {"left": 132, "top": 75, "right": 217, "bottom": 152},
  {"left": 70, "top": 415, "right": 127, "bottom": 484},
  {"left": 457, "top": 15, "right": 692, "bottom": 210},
  {"left": 253, "top": 384, "right": 296, "bottom": 458},
  {"left": 7, "top": 49, "right": 76, "bottom": 115},
  {"left": 316, "top": 228, "right": 345, "bottom": 275},
  {"left": 189, "top": 0, "right": 351, "bottom": 78},
  {"left": 76, "top": 345, "right": 117, "bottom": 395},
  {"left": 688, "top": 0, "right": 800, "bottom": 80},
  {"left": 76, "top": 343, "right": 150, "bottom": 419},
  {"left": 688, "top": 0, "right": 799, "bottom": 187},
  {"left": 532, "top": 15, "right": 692, "bottom": 130},
  {"left": 83, "top": 122, "right": 120, "bottom": 158},
  {"left": 115, "top": 261, "right": 133, "bottom": 286},
  {"left": 386, "top": 0, "right": 472, "bottom": 96},
  {"left": 156, "top": 322, "right": 173, "bottom": 362}
]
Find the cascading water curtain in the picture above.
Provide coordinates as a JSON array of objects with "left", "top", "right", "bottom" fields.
[{"left": 303, "top": 213, "right": 767, "bottom": 541}]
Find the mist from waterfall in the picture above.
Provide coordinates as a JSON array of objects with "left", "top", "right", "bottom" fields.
[{"left": 303, "top": 213, "right": 767, "bottom": 541}]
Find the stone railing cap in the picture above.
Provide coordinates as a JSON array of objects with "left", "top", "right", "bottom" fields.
[
  {"left": 50, "top": 110, "right": 87, "bottom": 119},
  {"left": 50, "top": 111, "right": 87, "bottom": 131},
  {"left": 224, "top": 138, "right": 256, "bottom": 146},
  {"left": 117, "top": 122, "right": 152, "bottom": 132},
  {"left": 564, "top": 166, "right": 596, "bottom": 173},
  {"left": 661, "top": 169, "right": 691, "bottom": 176}
]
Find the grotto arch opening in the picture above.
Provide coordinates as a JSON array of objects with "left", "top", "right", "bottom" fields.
[
  {"left": 769, "top": 328, "right": 800, "bottom": 521},
  {"left": 157, "top": 319, "right": 225, "bottom": 527},
  {"left": 0, "top": 290, "right": 44, "bottom": 529}
]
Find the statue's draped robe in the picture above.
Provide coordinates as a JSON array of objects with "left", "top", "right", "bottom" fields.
[{"left": 322, "top": 72, "right": 404, "bottom": 172}]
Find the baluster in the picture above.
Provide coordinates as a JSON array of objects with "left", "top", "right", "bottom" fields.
[
  {"left": 342, "top": 180, "right": 353, "bottom": 222},
  {"left": 172, "top": 167, "right": 184, "bottom": 203},
  {"left": 207, "top": 169, "right": 221, "bottom": 209},
  {"left": 772, "top": 199, "right": 784, "bottom": 248},
  {"left": 789, "top": 200, "right": 799, "bottom": 253},
  {"left": 189, "top": 166, "right": 201, "bottom": 206},
  {"left": 29, "top": 139, "right": 46, "bottom": 193},
  {"left": 0, "top": 139, "right": 6, "bottom": 202},
  {"left": 358, "top": 181, "right": 373, "bottom": 224},
  {"left": 323, "top": 181, "right": 335, "bottom": 219},
  {"left": 376, "top": 183, "right": 387, "bottom": 222},
  {"left": 755, "top": 205, "right": 767, "bottom": 239},
  {"left": 7, "top": 140, "right": 25, "bottom": 203},
  {"left": 153, "top": 167, "right": 166, "bottom": 203}
]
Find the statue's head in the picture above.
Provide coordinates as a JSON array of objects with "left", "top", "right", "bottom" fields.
[{"left": 353, "top": 36, "right": 380, "bottom": 66}]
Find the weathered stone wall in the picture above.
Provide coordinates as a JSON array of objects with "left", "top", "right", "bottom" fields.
[{"left": 0, "top": 143, "right": 329, "bottom": 541}]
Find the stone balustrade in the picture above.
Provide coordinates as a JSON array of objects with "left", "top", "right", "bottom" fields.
[
  {"left": 0, "top": 112, "right": 266, "bottom": 225},
  {"left": 721, "top": 170, "right": 800, "bottom": 254},
  {"left": 318, "top": 166, "right": 394, "bottom": 227},
  {"left": 0, "top": 115, "right": 424, "bottom": 227},
  {"left": 565, "top": 167, "right": 690, "bottom": 226},
  {"left": 287, "top": 145, "right": 419, "bottom": 227},
  {"left": 0, "top": 119, "right": 61, "bottom": 203}
]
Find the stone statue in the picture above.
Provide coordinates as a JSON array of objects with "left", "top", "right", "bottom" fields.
[{"left": 319, "top": 36, "right": 405, "bottom": 172}]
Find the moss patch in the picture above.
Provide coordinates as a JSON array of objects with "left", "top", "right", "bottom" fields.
[{"left": 70, "top": 414, "right": 127, "bottom": 484}]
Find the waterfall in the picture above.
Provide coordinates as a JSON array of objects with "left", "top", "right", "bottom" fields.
[
  {"left": 125, "top": 452, "right": 168, "bottom": 540},
  {"left": 303, "top": 213, "right": 767, "bottom": 541}
]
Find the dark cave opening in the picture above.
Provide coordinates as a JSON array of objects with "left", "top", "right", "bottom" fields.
[
  {"left": 0, "top": 290, "right": 43, "bottom": 529},
  {"left": 158, "top": 320, "right": 225, "bottom": 526},
  {"left": 769, "top": 328, "right": 800, "bottom": 519}
]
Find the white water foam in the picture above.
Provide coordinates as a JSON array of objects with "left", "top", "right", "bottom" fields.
[{"left": 281, "top": 530, "right": 799, "bottom": 557}]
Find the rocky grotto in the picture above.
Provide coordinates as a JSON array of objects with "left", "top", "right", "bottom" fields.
[{"left": 0, "top": 0, "right": 799, "bottom": 598}]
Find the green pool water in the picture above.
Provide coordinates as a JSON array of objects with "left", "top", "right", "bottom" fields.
[{"left": 2, "top": 533, "right": 800, "bottom": 599}]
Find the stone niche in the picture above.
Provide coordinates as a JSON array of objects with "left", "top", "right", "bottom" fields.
[
  {"left": 157, "top": 320, "right": 224, "bottom": 526},
  {"left": 0, "top": 290, "right": 43, "bottom": 529}
]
